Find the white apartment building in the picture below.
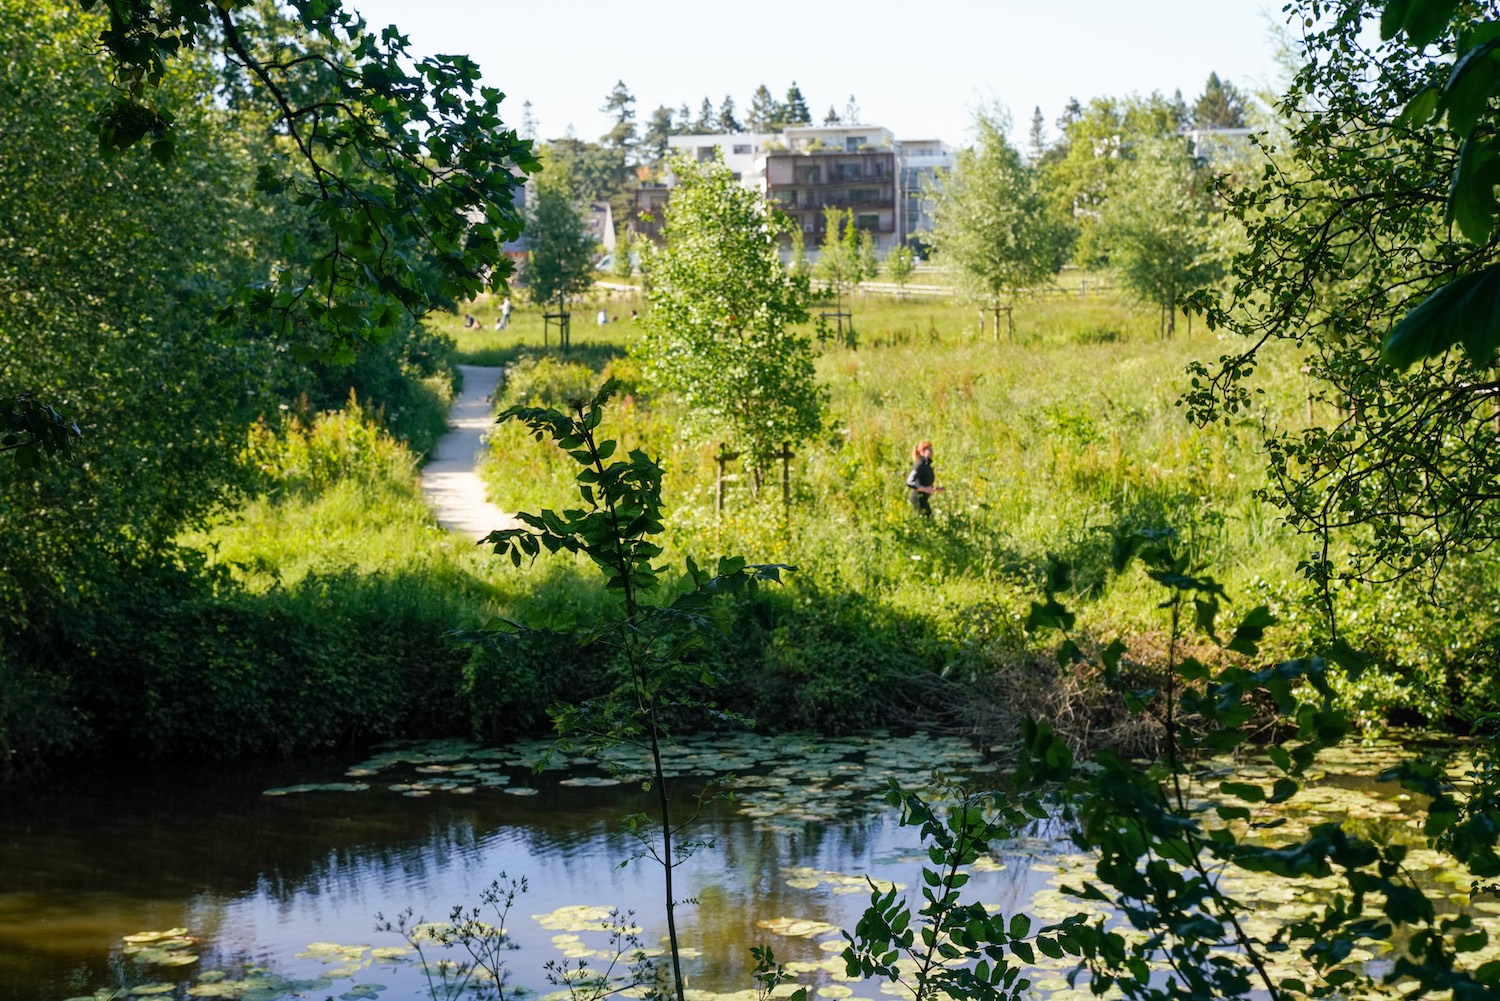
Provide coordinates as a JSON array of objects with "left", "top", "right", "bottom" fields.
[{"left": 663, "top": 125, "right": 952, "bottom": 254}]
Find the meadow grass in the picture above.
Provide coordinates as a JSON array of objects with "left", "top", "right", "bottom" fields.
[
  {"left": 184, "top": 286, "right": 1489, "bottom": 744},
  {"left": 482, "top": 289, "right": 1308, "bottom": 635}
]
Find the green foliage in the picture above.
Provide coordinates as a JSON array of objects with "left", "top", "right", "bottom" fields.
[
  {"left": 244, "top": 397, "right": 417, "bottom": 499},
  {"left": 882, "top": 245, "right": 917, "bottom": 290},
  {"left": 1020, "top": 532, "right": 1500, "bottom": 999},
  {"left": 525, "top": 167, "right": 599, "bottom": 311},
  {"left": 930, "top": 111, "right": 1063, "bottom": 333},
  {"left": 1039, "top": 92, "right": 1188, "bottom": 263},
  {"left": 843, "top": 785, "right": 1069, "bottom": 1001},
  {"left": 1193, "top": 72, "right": 1249, "bottom": 129},
  {"left": 610, "top": 231, "right": 635, "bottom": 280},
  {"left": 474, "top": 380, "right": 792, "bottom": 1001},
  {"left": 1096, "top": 136, "right": 1226, "bottom": 337},
  {"left": 638, "top": 156, "right": 826, "bottom": 478},
  {"left": 1183, "top": 0, "right": 1500, "bottom": 595},
  {"left": 81, "top": 0, "right": 538, "bottom": 359},
  {"left": 1, "top": 392, "right": 80, "bottom": 469},
  {"left": 500, "top": 355, "right": 606, "bottom": 409}
]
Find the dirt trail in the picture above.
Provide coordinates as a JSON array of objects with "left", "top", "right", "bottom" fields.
[{"left": 419, "top": 364, "right": 522, "bottom": 542}]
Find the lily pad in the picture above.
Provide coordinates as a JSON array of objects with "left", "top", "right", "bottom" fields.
[{"left": 263, "top": 782, "right": 370, "bottom": 796}]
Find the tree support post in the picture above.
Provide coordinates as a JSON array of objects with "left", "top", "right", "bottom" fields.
[
  {"left": 715, "top": 444, "right": 741, "bottom": 514},
  {"left": 775, "top": 440, "right": 795, "bottom": 515}
]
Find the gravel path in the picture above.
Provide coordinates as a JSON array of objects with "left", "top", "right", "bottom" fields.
[{"left": 419, "top": 364, "right": 522, "bottom": 542}]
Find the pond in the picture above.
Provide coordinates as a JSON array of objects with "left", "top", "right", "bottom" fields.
[{"left": 0, "top": 731, "right": 1493, "bottom": 1001}]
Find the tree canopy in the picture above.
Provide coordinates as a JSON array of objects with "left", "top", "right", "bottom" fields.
[
  {"left": 1193, "top": 71, "right": 1249, "bottom": 129},
  {"left": 524, "top": 167, "right": 598, "bottom": 311},
  {"left": 1097, "top": 136, "right": 1224, "bottom": 336},
  {"left": 931, "top": 111, "right": 1063, "bottom": 338},
  {"left": 638, "top": 157, "right": 823, "bottom": 479},
  {"left": 81, "top": 0, "right": 537, "bottom": 362},
  {"left": 1185, "top": 0, "right": 1500, "bottom": 597}
]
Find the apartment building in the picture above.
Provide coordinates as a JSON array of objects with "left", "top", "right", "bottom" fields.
[
  {"left": 655, "top": 125, "right": 952, "bottom": 254},
  {"left": 765, "top": 125, "right": 897, "bottom": 252}
]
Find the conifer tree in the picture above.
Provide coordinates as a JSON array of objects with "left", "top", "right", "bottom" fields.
[
  {"left": 1193, "top": 72, "right": 1247, "bottom": 128},
  {"left": 747, "top": 84, "right": 783, "bottom": 131},
  {"left": 784, "top": 82, "right": 811, "bottom": 124},
  {"left": 642, "top": 105, "right": 675, "bottom": 163},
  {"left": 717, "top": 95, "right": 741, "bottom": 133},
  {"left": 1027, "top": 106, "right": 1047, "bottom": 163},
  {"left": 600, "top": 80, "right": 637, "bottom": 155},
  {"left": 695, "top": 96, "right": 716, "bottom": 134}
]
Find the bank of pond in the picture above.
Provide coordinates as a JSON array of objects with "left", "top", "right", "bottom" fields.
[{"left": 4, "top": 730, "right": 1494, "bottom": 1001}]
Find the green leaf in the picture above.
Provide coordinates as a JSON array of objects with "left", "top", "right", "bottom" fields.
[
  {"left": 1401, "top": 0, "right": 1460, "bottom": 46},
  {"left": 1380, "top": 0, "right": 1414, "bottom": 40},
  {"left": 1383, "top": 263, "right": 1500, "bottom": 369},
  {"left": 1448, "top": 135, "right": 1500, "bottom": 244},
  {"left": 1267, "top": 777, "right": 1299, "bottom": 804},
  {"left": 1225, "top": 605, "right": 1277, "bottom": 656},
  {"left": 1395, "top": 85, "right": 1441, "bottom": 127},
  {"left": 1440, "top": 37, "right": 1500, "bottom": 134},
  {"left": 1220, "top": 781, "right": 1266, "bottom": 802}
]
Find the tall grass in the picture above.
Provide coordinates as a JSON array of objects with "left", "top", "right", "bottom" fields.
[{"left": 160, "top": 286, "right": 1490, "bottom": 755}]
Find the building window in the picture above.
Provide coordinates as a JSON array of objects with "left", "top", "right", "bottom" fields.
[
  {"left": 851, "top": 188, "right": 879, "bottom": 204},
  {"left": 800, "top": 165, "right": 821, "bottom": 183},
  {"left": 845, "top": 136, "right": 867, "bottom": 151},
  {"left": 731, "top": 172, "right": 742, "bottom": 181},
  {"left": 732, "top": 144, "right": 751, "bottom": 155},
  {"left": 697, "top": 146, "right": 716, "bottom": 162},
  {"left": 838, "top": 163, "right": 861, "bottom": 181},
  {"left": 857, "top": 214, "right": 879, "bottom": 230}
]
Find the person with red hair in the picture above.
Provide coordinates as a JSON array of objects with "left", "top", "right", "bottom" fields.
[{"left": 905, "top": 440, "right": 944, "bottom": 517}]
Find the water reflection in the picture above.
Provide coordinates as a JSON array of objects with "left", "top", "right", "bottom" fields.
[{"left": 0, "top": 737, "right": 998, "bottom": 1000}]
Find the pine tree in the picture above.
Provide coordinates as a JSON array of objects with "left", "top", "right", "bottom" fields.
[
  {"left": 1193, "top": 72, "right": 1247, "bottom": 129},
  {"left": 784, "top": 82, "right": 811, "bottom": 125},
  {"left": 1027, "top": 106, "right": 1047, "bottom": 163},
  {"left": 823, "top": 105, "right": 841, "bottom": 125},
  {"left": 642, "top": 105, "right": 675, "bottom": 163},
  {"left": 520, "top": 100, "right": 538, "bottom": 141},
  {"left": 1056, "top": 97, "right": 1082, "bottom": 132},
  {"left": 676, "top": 102, "right": 693, "bottom": 133},
  {"left": 747, "top": 84, "right": 782, "bottom": 131},
  {"left": 600, "top": 80, "right": 637, "bottom": 154},
  {"left": 1170, "top": 88, "right": 1191, "bottom": 130},
  {"left": 717, "top": 95, "right": 741, "bottom": 133},
  {"left": 695, "top": 96, "right": 715, "bottom": 134}
]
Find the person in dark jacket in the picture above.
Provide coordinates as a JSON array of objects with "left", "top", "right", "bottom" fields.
[{"left": 906, "top": 440, "right": 943, "bottom": 516}]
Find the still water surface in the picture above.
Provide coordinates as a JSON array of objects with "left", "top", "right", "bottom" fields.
[{"left": 1, "top": 733, "right": 1052, "bottom": 1001}]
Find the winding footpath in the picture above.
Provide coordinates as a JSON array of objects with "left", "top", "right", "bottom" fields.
[{"left": 419, "top": 364, "right": 522, "bottom": 542}]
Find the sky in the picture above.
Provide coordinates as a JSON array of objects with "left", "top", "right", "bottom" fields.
[{"left": 347, "top": 1, "right": 1293, "bottom": 148}]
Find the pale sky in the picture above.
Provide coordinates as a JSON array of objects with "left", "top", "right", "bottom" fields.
[{"left": 348, "top": 1, "right": 1291, "bottom": 148}]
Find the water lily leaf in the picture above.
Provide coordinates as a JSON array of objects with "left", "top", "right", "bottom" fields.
[
  {"left": 123, "top": 929, "right": 189, "bottom": 944},
  {"left": 263, "top": 782, "right": 370, "bottom": 796},
  {"left": 757, "top": 917, "right": 841, "bottom": 938},
  {"left": 533, "top": 905, "right": 619, "bottom": 931},
  {"left": 340, "top": 986, "right": 386, "bottom": 1000}
]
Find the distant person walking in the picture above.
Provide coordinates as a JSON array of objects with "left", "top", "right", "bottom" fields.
[
  {"left": 496, "top": 296, "right": 512, "bottom": 330},
  {"left": 906, "top": 440, "right": 944, "bottom": 517},
  {"left": 597, "top": 308, "right": 608, "bottom": 326}
]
